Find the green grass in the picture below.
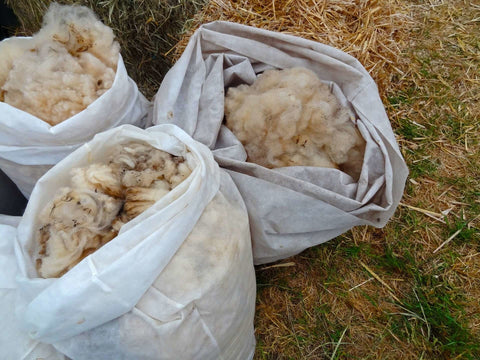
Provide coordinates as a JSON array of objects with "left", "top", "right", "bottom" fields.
[
  {"left": 391, "top": 274, "right": 480, "bottom": 359},
  {"left": 409, "top": 157, "right": 439, "bottom": 179},
  {"left": 396, "top": 118, "right": 435, "bottom": 141},
  {"left": 446, "top": 218, "right": 480, "bottom": 247},
  {"left": 374, "top": 245, "right": 414, "bottom": 275}
]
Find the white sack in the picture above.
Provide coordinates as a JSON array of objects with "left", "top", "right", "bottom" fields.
[
  {"left": 0, "top": 220, "right": 65, "bottom": 360},
  {"left": 13, "top": 124, "right": 256, "bottom": 360},
  {"left": 153, "top": 21, "right": 409, "bottom": 264},
  {"left": 0, "top": 37, "right": 150, "bottom": 198}
]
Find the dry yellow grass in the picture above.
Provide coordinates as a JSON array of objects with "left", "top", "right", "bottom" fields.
[{"left": 173, "top": 0, "right": 412, "bottom": 96}]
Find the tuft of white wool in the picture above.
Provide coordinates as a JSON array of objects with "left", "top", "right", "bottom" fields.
[
  {"left": 36, "top": 141, "right": 192, "bottom": 278},
  {"left": 113, "top": 142, "right": 192, "bottom": 221},
  {"left": 170, "top": 161, "right": 192, "bottom": 187},
  {"left": 39, "top": 3, "right": 119, "bottom": 69},
  {"left": 71, "top": 164, "right": 123, "bottom": 198},
  {"left": 225, "top": 67, "right": 366, "bottom": 179},
  {"left": 110, "top": 142, "right": 192, "bottom": 189},
  {"left": 0, "top": 3, "right": 119, "bottom": 125},
  {"left": 0, "top": 38, "right": 33, "bottom": 92},
  {"left": 37, "top": 188, "right": 122, "bottom": 278}
]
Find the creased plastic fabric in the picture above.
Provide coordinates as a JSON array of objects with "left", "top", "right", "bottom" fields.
[
  {"left": 0, "top": 37, "right": 150, "bottom": 198},
  {"left": 153, "top": 21, "right": 409, "bottom": 264},
  {"left": 0, "top": 218, "right": 65, "bottom": 360},
  {"left": 13, "top": 124, "right": 256, "bottom": 360}
]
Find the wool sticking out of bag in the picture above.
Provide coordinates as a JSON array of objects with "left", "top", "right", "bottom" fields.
[
  {"left": 225, "top": 67, "right": 366, "bottom": 179},
  {"left": 36, "top": 142, "right": 192, "bottom": 278},
  {"left": 36, "top": 188, "right": 122, "bottom": 279},
  {"left": 0, "top": 3, "right": 119, "bottom": 126}
]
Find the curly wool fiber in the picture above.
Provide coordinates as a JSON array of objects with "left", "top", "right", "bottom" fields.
[
  {"left": 36, "top": 142, "right": 192, "bottom": 278},
  {"left": 225, "top": 67, "right": 366, "bottom": 179},
  {"left": 37, "top": 188, "right": 122, "bottom": 278},
  {"left": 0, "top": 3, "right": 119, "bottom": 125}
]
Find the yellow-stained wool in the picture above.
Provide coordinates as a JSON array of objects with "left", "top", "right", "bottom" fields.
[
  {"left": 36, "top": 142, "right": 192, "bottom": 278},
  {"left": 0, "top": 3, "right": 119, "bottom": 125},
  {"left": 225, "top": 67, "right": 365, "bottom": 179},
  {"left": 123, "top": 181, "right": 171, "bottom": 219}
]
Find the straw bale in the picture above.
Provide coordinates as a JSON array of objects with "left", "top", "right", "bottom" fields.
[{"left": 173, "top": 0, "right": 413, "bottom": 96}]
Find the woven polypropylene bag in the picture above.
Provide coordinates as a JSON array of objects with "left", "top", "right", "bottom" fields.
[
  {"left": 12, "top": 124, "right": 256, "bottom": 360},
  {"left": 0, "top": 216, "right": 65, "bottom": 360},
  {"left": 153, "top": 21, "right": 408, "bottom": 264}
]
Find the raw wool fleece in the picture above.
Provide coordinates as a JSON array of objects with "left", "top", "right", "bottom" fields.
[
  {"left": 153, "top": 22, "right": 409, "bottom": 264},
  {"left": 225, "top": 67, "right": 365, "bottom": 179},
  {"left": 13, "top": 125, "right": 256, "bottom": 360},
  {"left": 36, "top": 142, "right": 192, "bottom": 278},
  {"left": 0, "top": 3, "right": 119, "bottom": 125},
  {"left": 0, "top": 11, "right": 149, "bottom": 199}
]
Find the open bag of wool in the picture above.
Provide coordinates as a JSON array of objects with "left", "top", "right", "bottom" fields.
[
  {"left": 9, "top": 124, "right": 256, "bottom": 360},
  {"left": 0, "top": 216, "right": 65, "bottom": 360},
  {"left": 153, "top": 21, "right": 409, "bottom": 264},
  {"left": 0, "top": 3, "right": 149, "bottom": 198}
]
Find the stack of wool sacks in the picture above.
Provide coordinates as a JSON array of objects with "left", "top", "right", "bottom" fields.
[{"left": 0, "top": 3, "right": 149, "bottom": 197}]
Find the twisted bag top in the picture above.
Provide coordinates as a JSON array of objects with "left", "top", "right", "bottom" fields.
[{"left": 154, "top": 21, "right": 408, "bottom": 264}]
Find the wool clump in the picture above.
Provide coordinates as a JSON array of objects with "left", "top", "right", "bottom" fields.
[
  {"left": 36, "top": 142, "right": 192, "bottom": 278},
  {"left": 0, "top": 3, "right": 119, "bottom": 125},
  {"left": 225, "top": 67, "right": 366, "bottom": 179}
]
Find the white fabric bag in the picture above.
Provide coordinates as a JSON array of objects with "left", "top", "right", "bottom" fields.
[
  {"left": 153, "top": 21, "right": 409, "bottom": 264},
  {"left": 0, "top": 37, "right": 150, "bottom": 198},
  {"left": 0, "top": 217, "right": 65, "bottom": 360},
  {"left": 12, "top": 124, "right": 256, "bottom": 360}
]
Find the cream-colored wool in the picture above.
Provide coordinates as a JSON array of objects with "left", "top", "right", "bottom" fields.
[
  {"left": 36, "top": 142, "right": 192, "bottom": 278},
  {"left": 225, "top": 67, "right": 366, "bottom": 179},
  {"left": 0, "top": 38, "right": 33, "bottom": 90},
  {"left": 37, "top": 188, "right": 122, "bottom": 278},
  {"left": 111, "top": 142, "right": 192, "bottom": 188},
  {"left": 71, "top": 164, "right": 123, "bottom": 198},
  {"left": 123, "top": 181, "right": 171, "bottom": 219},
  {"left": 0, "top": 3, "right": 119, "bottom": 125}
]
